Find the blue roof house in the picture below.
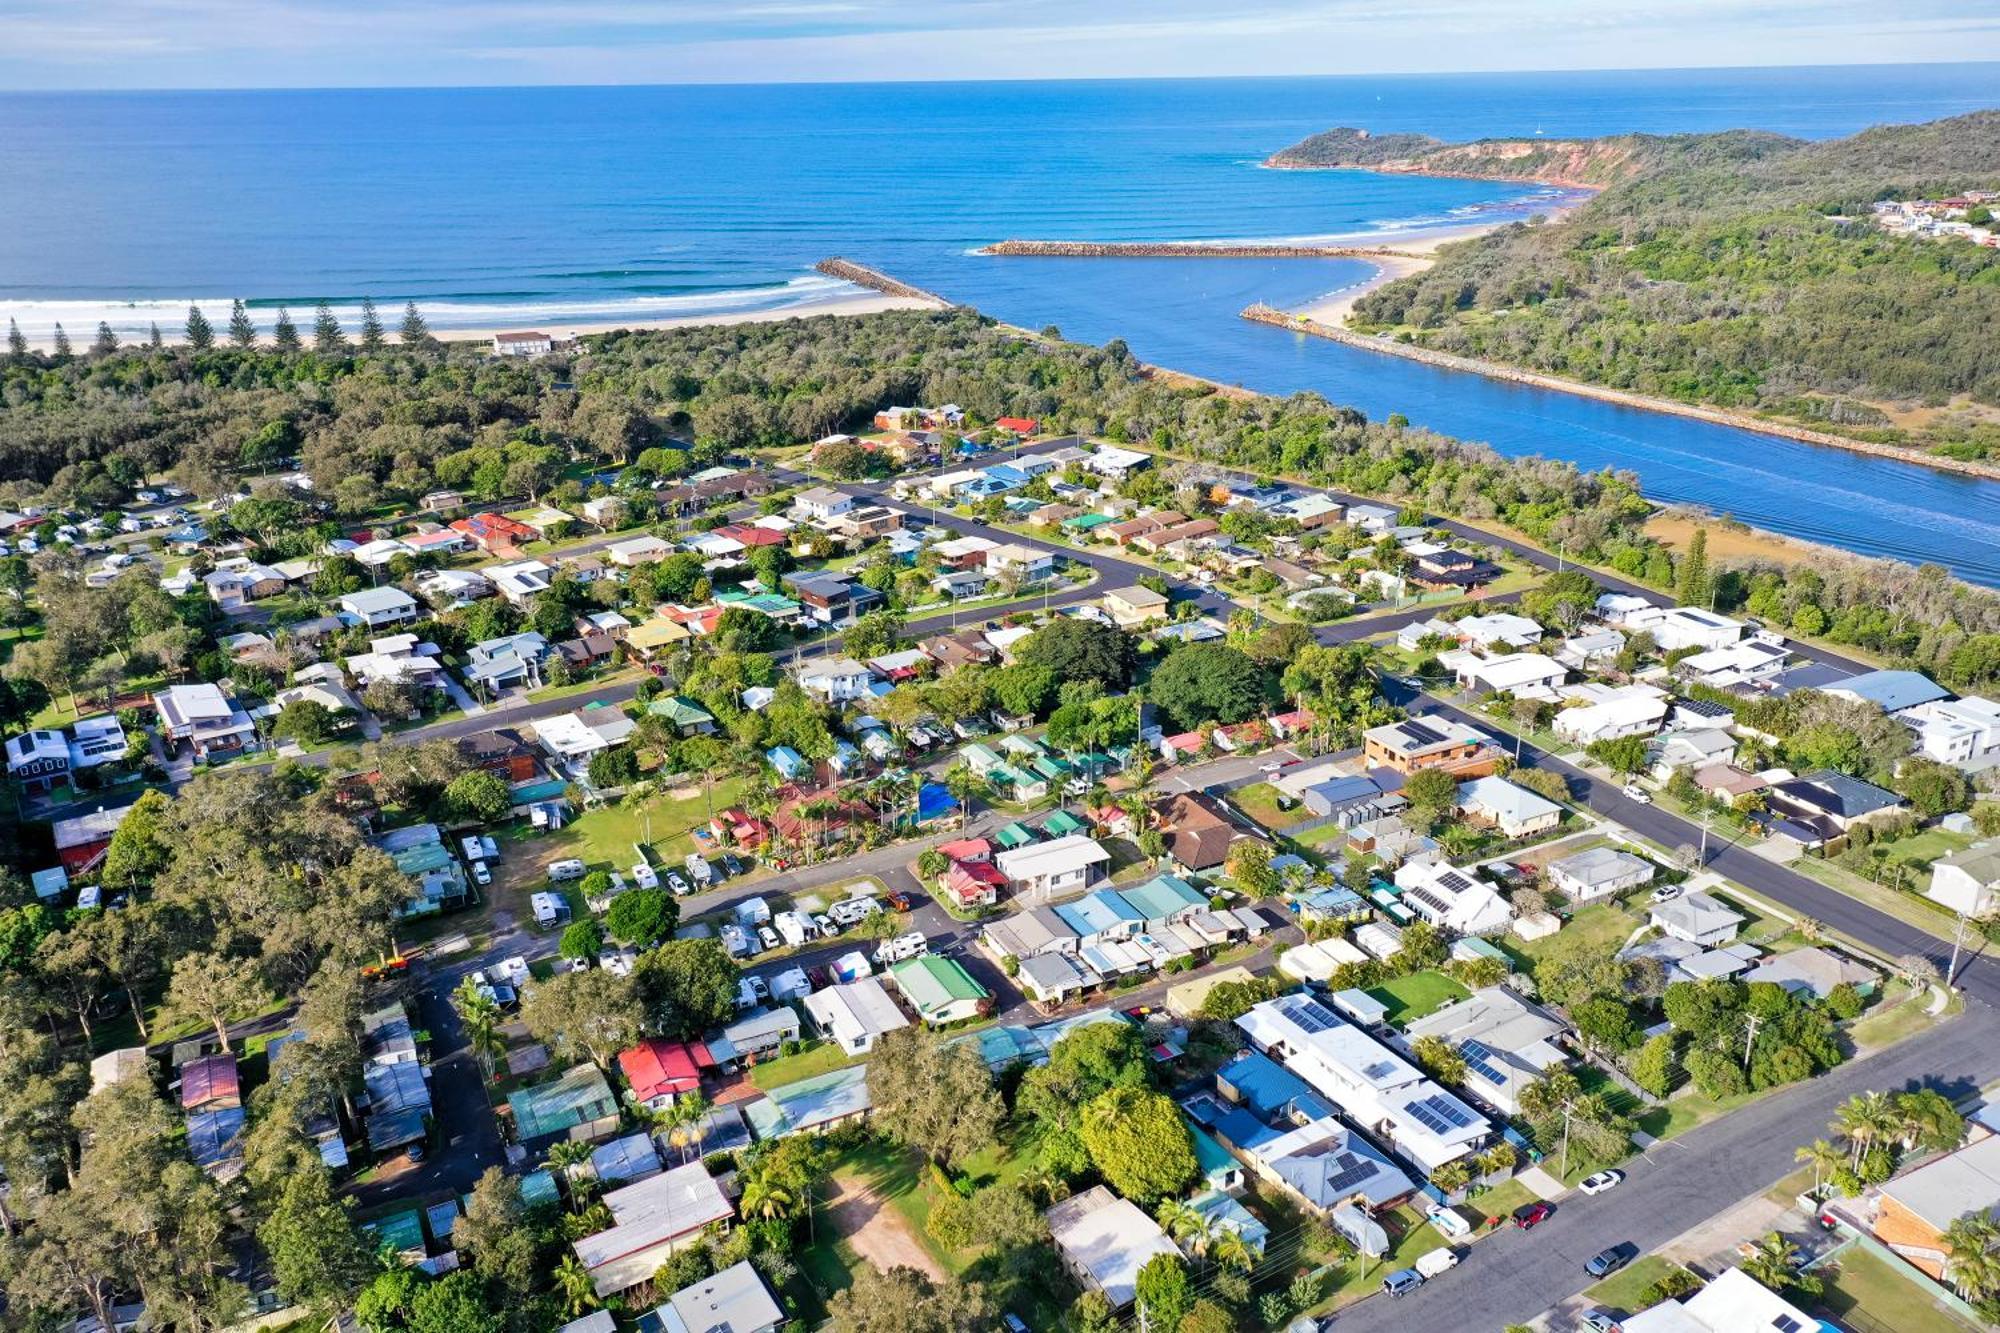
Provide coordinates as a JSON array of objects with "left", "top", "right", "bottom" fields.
[
  {"left": 1055, "top": 889, "right": 1144, "bottom": 946},
  {"left": 765, "top": 746, "right": 806, "bottom": 781}
]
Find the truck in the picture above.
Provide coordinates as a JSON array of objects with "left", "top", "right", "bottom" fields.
[{"left": 1415, "top": 1247, "right": 1460, "bottom": 1279}]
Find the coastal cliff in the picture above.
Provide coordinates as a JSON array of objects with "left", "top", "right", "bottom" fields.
[{"left": 1263, "top": 126, "right": 1799, "bottom": 188}]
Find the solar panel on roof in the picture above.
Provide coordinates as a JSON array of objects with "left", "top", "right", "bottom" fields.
[
  {"left": 1438, "top": 871, "right": 1477, "bottom": 894},
  {"left": 1459, "top": 1040, "right": 1508, "bottom": 1087},
  {"left": 1405, "top": 886, "right": 1452, "bottom": 916},
  {"left": 1408, "top": 1094, "right": 1476, "bottom": 1131},
  {"left": 1323, "top": 1151, "right": 1382, "bottom": 1195},
  {"left": 1286, "top": 997, "right": 1342, "bottom": 1033},
  {"left": 1399, "top": 720, "right": 1444, "bottom": 746}
]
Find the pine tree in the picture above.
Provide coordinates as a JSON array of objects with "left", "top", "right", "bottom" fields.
[
  {"left": 51, "top": 323, "right": 72, "bottom": 358},
  {"left": 93, "top": 322, "right": 119, "bottom": 355},
  {"left": 148, "top": 322, "right": 164, "bottom": 348},
  {"left": 398, "top": 301, "right": 430, "bottom": 345},
  {"left": 312, "top": 300, "right": 346, "bottom": 354},
  {"left": 6, "top": 319, "right": 25, "bottom": 358},
  {"left": 272, "top": 307, "right": 301, "bottom": 352},
  {"left": 357, "top": 298, "right": 385, "bottom": 352},
  {"left": 184, "top": 303, "right": 215, "bottom": 350},
  {"left": 228, "top": 299, "right": 257, "bottom": 348},
  {"left": 1676, "top": 527, "right": 1710, "bottom": 609}
]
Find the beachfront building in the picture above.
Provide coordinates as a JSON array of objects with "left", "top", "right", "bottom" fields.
[{"left": 493, "top": 330, "right": 555, "bottom": 357}]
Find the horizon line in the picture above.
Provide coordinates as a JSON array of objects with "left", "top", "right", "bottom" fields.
[{"left": 7, "top": 56, "right": 2000, "bottom": 97}]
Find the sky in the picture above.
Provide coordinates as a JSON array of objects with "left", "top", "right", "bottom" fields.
[{"left": 2, "top": 0, "right": 1999, "bottom": 89}]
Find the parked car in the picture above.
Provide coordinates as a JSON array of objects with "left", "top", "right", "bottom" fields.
[
  {"left": 745, "top": 974, "right": 770, "bottom": 1004},
  {"left": 1585, "top": 1244, "right": 1634, "bottom": 1279},
  {"left": 1381, "top": 1269, "right": 1424, "bottom": 1298},
  {"left": 1513, "top": 1202, "right": 1554, "bottom": 1230},
  {"left": 721, "top": 853, "right": 745, "bottom": 877},
  {"left": 1649, "top": 884, "right": 1683, "bottom": 905},
  {"left": 1621, "top": 783, "right": 1652, "bottom": 803},
  {"left": 665, "top": 870, "right": 691, "bottom": 895},
  {"left": 885, "top": 891, "right": 914, "bottom": 912},
  {"left": 631, "top": 861, "right": 661, "bottom": 891},
  {"left": 757, "top": 925, "right": 781, "bottom": 952},
  {"left": 1415, "top": 1247, "right": 1459, "bottom": 1278},
  {"left": 547, "top": 858, "right": 587, "bottom": 881},
  {"left": 685, "top": 853, "right": 714, "bottom": 885},
  {"left": 1580, "top": 1310, "right": 1623, "bottom": 1333},
  {"left": 813, "top": 913, "right": 837, "bottom": 939},
  {"left": 1580, "top": 1170, "right": 1625, "bottom": 1195},
  {"left": 470, "top": 861, "right": 492, "bottom": 888}
]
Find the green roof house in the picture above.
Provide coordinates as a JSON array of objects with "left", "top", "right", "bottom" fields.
[
  {"left": 507, "top": 1064, "right": 619, "bottom": 1142},
  {"left": 889, "top": 956, "right": 990, "bottom": 1026},
  {"left": 995, "top": 821, "right": 1040, "bottom": 850},
  {"left": 648, "top": 696, "right": 716, "bottom": 736}
]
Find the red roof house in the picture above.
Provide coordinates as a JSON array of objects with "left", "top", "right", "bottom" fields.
[
  {"left": 618, "top": 1037, "right": 709, "bottom": 1110},
  {"left": 449, "top": 512, "right": 537, "bottom": 556},
  {"left": 710, "top": 808, "right": 770, "bottom": 849},
  {"left": 995, "top": 417, "right": 1039, "bottom": 436},
  {"left": 1269, "top": 709, "right": 1316, "bottom": 738},
  {"left": 945, "top": 859, "right": 1006, "bottom": 909},
  {"left": 180, "top": 1054, "right": 242, "bottom": 1112},
  {"left": 1161, "top": 732, "right": 1205, "bottom": 761},
  {"left": 716, "top": 524, "right": 786, "bottom": 547},
  {"left": 935, "top": 837, "right": 992, "bottom": 863}
]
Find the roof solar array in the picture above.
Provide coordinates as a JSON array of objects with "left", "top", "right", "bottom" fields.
[
  {"left": 1459, "top": 1040, "right": 1508, "bottom": 1087},
  {"left": 1324, "top": 1150, "right": 1383, "bottom": 1195},
  {"left": 1405, "top": 885, "right": 1453, "bottom": 916},
  {"left": 1399, "top": 720, "right": 1444, "bottom": 746},
  {"left": 1407, "top": 1094, "right": 1477, "bottom": 1131},
  {"left": 1438, "top": 870, "right": 1478, "bottom": 895},
  {"left": 1285, "top": 996, "right": 1342, "bottom": 1033}
]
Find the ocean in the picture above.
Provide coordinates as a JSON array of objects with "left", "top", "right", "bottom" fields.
[{"left": 4, "top": 66, "right": 2000, "bottom": 580}]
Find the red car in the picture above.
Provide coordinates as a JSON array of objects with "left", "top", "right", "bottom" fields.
[
  {"left": 1513, "top": 1203, "right": 1554, "bottom": 1230},
  {"left": 885, "top": 891, "right": 914, "bottom": 912}
]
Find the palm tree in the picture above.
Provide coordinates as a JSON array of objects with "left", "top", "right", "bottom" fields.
[
  {"left": 943, "top": 763, "right": 982, "bottom": 830},
  {"left": 1893, "top": 1088, "right": 1966, "bottom": 1154},
  {"left": 1155, "top": 1198, "right": 1213, "bottom": 1253},
  {"left": 1741, "top": 1231, "right": 1802, "bottom": 1290},
  {"left": 1835, "top": 1091, "right": 1898, "bottom": 1169},
  {"left": 739, "top": 1171, "right": 797, "bottom": 1221},
  {"left": 1795, "top": 1138, "right": 1843, "bottom": 1197},
  {"left": 1944, "top": 1214, "right": 2000, "bottom": 1301},
  {"left": 544, "top": 1139, "right": 596, "bottom": 1209},
  {"left": 1209, "top": 1226, "right": 1254, "bottom": 1273},
  {"left": 553, "top": 1254, "right": 598, "bottom": 1317},
  {"left": 451, "top": 976, "right": 506, "bottom": 1081},
  {"left": 657, "top": 1090, "right": 711, "bottom": 1163}
]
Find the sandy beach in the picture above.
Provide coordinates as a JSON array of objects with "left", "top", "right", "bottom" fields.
[{"left": 1291, "top": 218, "right": 1546, "bottom": 324}]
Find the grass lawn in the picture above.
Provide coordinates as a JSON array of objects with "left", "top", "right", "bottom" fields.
[
  {"left": 1466, "top": 1177, "right": 1537, "bottom": 1222},
  {"left": 1316, "top": 1206, "right": 1446, "bottom": 1313},
  {"left": 1850, "top": 983, "right": 1956, "bottom": 1051},
  {"left": 1586, "top": 1254, "right": 1684, "bottom": 1313},
  {"left": 1504, "top": 901, "right": 1643, "bottom": 969},
  {"left": 1786, "top": 857, "right": 1959, "bottom": 945},
  {"left": 539, "top": 774, "right": 754, "bottom": 870},
  {"left": 749, "top": 1039, "right": 864, "bottom": 1091},
  {"left": 1366, "top": 971, "right": 1471, "bottom": 1025},
  {"left": 1234, "top": 781, "right": 1307, "bottom": 831},
  {"left": 1879, "top": 826, "right": 1976, "bottom": 869},
  {"left": 1814, "top": 1243, "right": 1984, "bottom": 1333}
]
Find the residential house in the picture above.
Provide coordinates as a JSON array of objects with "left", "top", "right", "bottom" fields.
[
  {"left": 1555, "top": 628, "right": 1625, "bottom": 671},
  {"left": 573, "top": 1161, "right": 735, "bottom": 1297},
  {"left": 5, "top": 729, "right": 70, "bottom": 792},
  {"left": 535, "top": 708, "right": 636, "bottom": 763},
  {"left": 65, "top": 715, "right": 129, "bottom": 773},
  {"left": 1447, "top": 651, "right": 1567, "bottom": 698},
  {"left": 1902, "top": 696, "right": 2000, "bottom": 769},
  {"left": 415, "top": 567, "right": 494, "bottom": 608},
  {"left": 1393, "top": 861, "right": 1513, "bottom": 936},
  {"left": 347, "top": 633, "right": 451, "bottom": 692},
  {"left": 337, "top": 586, "right": 420, "bottom": 628},
  {"left": 1452, "top": 613, "right": 1544, "bottom": 652},
  {"left": 1055, "top": 890, "right": 1146, "bottom": 950},
  {"left": 784, "top": 571, "right": 878, "bottom": 626},
  {"left": 923, "top": 629, "right": 996, "bottom": 672},
  {"left": 489, "top": 560, "right": 555, "bottom": 606},
  {"left": 1764, "top": 770, "right": 1906, "bottom": 847},
  {"left": 648, "top": 696, "right": 716, "bottom": 737},
  {"left": 1669, "top": 697, "right": 1736, "bottom": 731},
  {"left": 1119, "top": 873, "right": 1210, "bottom": 929},
  {"left": 450, "top": 512, "right": 538, "bottom": 555},
  {"left": 1016, "top": 952, "right": 1103, "bottom": 1007},
  {"left": 1455, "top": 776, "right": 1562, "bottom": 838},
  {"left": 203, "top": 558, "right": 286, "bottom": 610},
  {"left": 1362, "top": 716, "right": 1500, "bottom": 778},
  {"left": 1083, "top": 445, "right": 1151, "bottom": 480},
  {"left": 931, "top": 567, "right": 989, "bottom": 599},
  {"left": 1630, "top": 606, "right": 1745, "bottom": 652},
  {"left": 803, "top": 977, "right": 910, "bottom": 1054},
  {"left": 1676, "top": 638, "right": 1791, "bottom": 688},
  {"left": 1397, "top": 617, "right": 1459, "bottom": 652},
  {"left": 1552, "top": 683, "right": 1670, "bottom": 744},
  {"left": 458, "top": 729, "right": 538, "bottom": 781},
  {"left": 791, "top": 487, "right": 858, "bottom": 522},
  {"left": 981, "top": 906, "right": 1080, "bottom": 961},
  {"left": 1649, "top": 728, "right": 1736, "bottom": 778},
  {"left": 1156, "top": 791, "right": 1243, "bottom": 873},
  {"left": 1402, "top": 986, "right": 1568, "bottom": 1116},
  {"left": 646, "top": 1261, "right": 784, "bottom": 1333},
  {"left": 1045, "top": 1186, "right": 1179, "bottom": 1310},
  {"left": 1862, "top": 1132, "right": 2000, "bottom": 1280},
  {"left": 556, "top": 631, "right": 617, "bottom": 671},
  {"left": 1650, "top": 891, "right": 1745, "bottom": 946},
  {"left": 1547, "top": 846, "right": 1654, "bottom": 902},
  {"left": 605, "top": 535, "right": 672, "bottom": 567},
  {"left": 1236, "top": 993, "right": 1490, "bottom": 1172},
  {"left": 1741, "top": 946, "right": 1876, "bottom": 1000},
  {"left": 1299, "top": 774, "right": 1403, "bottom": 826},
  {"left": 51, "top": 803, "right": 132, "bottom": 875},
  {"left": 493, "top": 330, "right": 554, "bottom": 356},
  {"left": 459, "top": 631, "right": 551, "bottom": 692},
  {"left": 796, "top": 657, "right": 876, "bottom": 704},
  {"left": 1928, "top": 842, "right": 2000, "bottom": 918},
  {"left": 153, "top": 683, "right": 257, "bottom": 761},
  {"left": 1826, "top": 669, "right": 1952, "bottom": 715},
  {"left": 1620, "top": 1267, "right": 1821, "bottom": 1333},
  {"left": 995, "top": 834, "right": 1110, "bottom": 900},
  {"left": 888, "top": 955, "right": 990, "bottom": 1025},
  {"left": 714, "top": 1006, "right": 800, "bottom": 1067},
  {"left": 617, "top": 1037, "right": 707, "bottom": 1112}
]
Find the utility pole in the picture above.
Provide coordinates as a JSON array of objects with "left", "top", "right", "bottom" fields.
[
  {"left": 1741, "top": 1012, "right": 1762, "bottom": 1070},
  {"left": 1698, "top": 807, "right": 1712, "bottom": 868}
]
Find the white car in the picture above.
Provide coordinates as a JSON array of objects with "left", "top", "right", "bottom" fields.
[
  {"left": 1621, "top": 783, "right": 1652, "bottom": 804},
  {"left": 470, "top": 861, "right": 492, "bottom": 888},
  {"left": 757, "top": 925, "right": 782, "bottom": 952},
  {"left": 1579, "top": 1170, "right": 1624, "bottom": 1196},
  {"left": 813, "top": 913, "right": 837, "bottom": 939},
  {"left": 1649, "top": 884, "right": 1684, "bottom": 905}
]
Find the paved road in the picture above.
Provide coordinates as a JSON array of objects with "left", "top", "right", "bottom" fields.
[{"left": 1326, "top": 1005, "right": 2000, "bottom": 1332}]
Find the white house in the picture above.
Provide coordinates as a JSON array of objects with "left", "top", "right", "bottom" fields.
[
  {"left": 1452, "top": 613, "right": 1544, "bottom": 652},
  {"left": 153, "top": 683, "right": 257, "bottom": 761},
  {"left": 1083, "top": 445, "right": 1150, "bottom": 479},
  {"left": 1046, "top": 1186, "right": 1178, "bottom": 1309},
  {"left": 995, "top": 834, "right": 1111, "bottom": 900},
  {"left": 1402, "top": 986, "right": 1568, "bottom": 1116},
  {"left": 348, "top": 634, "right": 451, "bottom": 689},
  {"left": 984, "top": 543, "right": 1055, "bottom": 583},
  {"left": 572, "top": 1161, "right": 734, "bottom": 1297},
  {"left": 1447, "top": 651, "right": 1566, "bottom": 698},
  {"left": 415, "top": 568, "right": 494, "bottom": 608},
  {"left": 1902, "top": 696, "right": 2000, "bottom": 770},
  {"left": 492, "top": 330, "right": 554, "bottom": 357},
  {"left": 5, "top": 729, "right": 71, "bottom": 791},
  {"left": 802, "top": 977, "right": 909, "bottom": 1055},
  {"left": 1650, "top": 891, "right": 1745, "bottom": 947},
  {"left": 1236, "top": 993, "right": 1490, "bottom": 1172},
  {"left": 1455, "top": 777, "right": 1562, "bottom": 838},
  {"left": 791, "top": 487, "right": 857, "bottom": 522},
  {"left": 1676, "top": 638, "right": 1790, "bottom": 688},
  {"left": 1552, "top": 684, "right": 1669, "bottom": 744},
  {"left": 337, "top": 586, "right": 420, "bottom": 628},
  {"left": 1928, "top": 842, "right": 2000, "bottom": 919},
  {"left": 1547, "top": 846, "right": 1655, "bottom": 902},
  {"left": 796, "top": 657, "right": 875, "bottom": 703},
  {"left": 489, "top": 560, "right": 555, "bottom": 606},
  {"left": 1644, "top": 607, "right": 1744, "bottom": 653},
  {"left": 605, "top": 535, "right": 672, "bottom": 567},
  {"left": 1393, "top": 861, "right": 1514, "bottom": 936}
]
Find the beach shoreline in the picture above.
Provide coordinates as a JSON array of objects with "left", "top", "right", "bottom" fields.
[{"left": 1288, "top": 214, "right": 1569, "bottom": 324}]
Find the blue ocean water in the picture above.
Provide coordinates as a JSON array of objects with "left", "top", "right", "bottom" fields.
[{"left": 4, "top": 66, "right": 2000, "bottom": 580}]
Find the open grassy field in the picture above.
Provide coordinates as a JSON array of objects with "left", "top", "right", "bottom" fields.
[
  {"left": 1585, "top": 1254, "right": 1686, "bottom": 1313},
  {"left": 1813, "top": 1243, "right": 1984, "bottom": 1333},
  {"left": 748, "top": 1039, "right": 864, "bottom": 1091}
]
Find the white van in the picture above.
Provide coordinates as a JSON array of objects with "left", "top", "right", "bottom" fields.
[{"left": 1416, "top": 1247, "right": 1460, "bottom": 1279}]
